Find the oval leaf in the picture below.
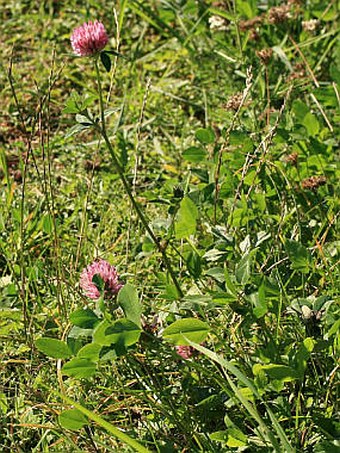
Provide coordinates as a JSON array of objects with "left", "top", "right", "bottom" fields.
[
  {"left": 195, "top": 127, "right": 215, "bottom": 144},
  {"left": 182, "top": 146, "right": 207, "bottom": 163},
  {"left": 77, "top": 343, "right": 102, "bottom": 361},
  {"left": 260, "top": 364, "right": 299, "bottom": 382},
  {"left": 117, "top": 284, "right": 142, "bottom": 327},
  {"left": 62, "top": 358, "right": 97, "bottom": 379},
  {"left": 69, "top": 308, "right": 100, "bottom": 329},
  {"left": 175, "top": 197, "right": 198, "bottom": 239},
  {"left": 285, "top": 239, "right": 311, "bottom": 273},
  {"left": 93, "top": 318, "right": 141, "bottom": 347},
  {"left": 59, "top": 409, "right": 88, "bottom": 430},
  {"left": 162, "top": 318, "right": 209, "bottom": 345},
  {"left": 36, "top": 338, "right": 73, "bottom": 359}
]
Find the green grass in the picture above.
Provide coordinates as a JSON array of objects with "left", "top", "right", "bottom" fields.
[{"left": 0, "top": 0, "right": 339, "bottom": 451}]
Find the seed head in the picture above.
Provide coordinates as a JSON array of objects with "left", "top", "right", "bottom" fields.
[
  {"left": 268, "top": 5, "right": 291, "bottom": 24},
  {"left": 302, "top": 19, "right": 319, "bottom": 33},
  {"left": 256, "top": 48, "right": 273, "bottom": 65},
  {"left": 284, "top": 152, "right": 298, "bottom": 165},
  {"left": 301, "top": 176, "right": 326, "bottom": 191}
]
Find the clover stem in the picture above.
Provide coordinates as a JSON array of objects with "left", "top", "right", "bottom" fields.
[{"left": 94, "top": 59, "right": 183, "bottom": 298}]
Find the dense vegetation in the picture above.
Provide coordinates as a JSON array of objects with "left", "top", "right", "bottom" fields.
[{"left": 0, "top": 1, "right": 339, "bottom": 451}]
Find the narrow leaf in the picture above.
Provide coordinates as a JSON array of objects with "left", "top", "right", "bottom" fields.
[
  {"left": 117, "top": 284, "right": 142, "bottom": 327},
  {"left": 100, "top": 51, "right": 112, "bottom": 72}
]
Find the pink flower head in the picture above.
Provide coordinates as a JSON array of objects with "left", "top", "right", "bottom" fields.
[
  {"left": 175, "top": 345, "right": 195, "bottom": 360},
  {"left": 80, "top": 259, "right": 123, "bottom": 300},
  {"left": 71, "top": 20, "right": 108, "bottom": 57}
]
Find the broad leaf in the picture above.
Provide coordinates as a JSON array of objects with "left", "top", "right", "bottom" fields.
[
  {"left": 36, "top": 338, "right": 73, "bottom": 359},
  {"left": 93, "top": 318, "right": 141, "bottom": 347},
  {"left": 259, "top": 364, "right": 299, "bottom": 382},
  {"left": 69, "top": 308, "right": 100, "bottom": 329},
  {"left": 77, "top": 343, "right": 102, "bottom": 361},
  {"left": 59, "top": 409, "right": 87, "bottom": 430},
  {"left": 195, "top": 127, "right": 215, "bottom": 144},
  {"left": 162, "top": 318, "right": 209, "bottom": 345},
  {"left": 182, "top": 146, "right": 206, "bottom": 163},
  {"left": 285, "top": 239, "right": 311, "bottom": 273},
  {"left": 62, "top": 358, "right": 96, "bottom": 378},
  {"left": 175, "top": 197, "right": 198, "bottom": 239},
  {"left": 235, "top": 249, "right": 257, "bottom": 285}
]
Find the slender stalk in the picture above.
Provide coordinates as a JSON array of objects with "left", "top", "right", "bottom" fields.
[{"left": 94, "top": 59, "right": 183, "bottom": 298}]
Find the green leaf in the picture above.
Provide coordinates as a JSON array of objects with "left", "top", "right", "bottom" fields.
[
  {"left": 77, "top": 343, "right": 102, "bottom": 361},
  {"left": 175, "top": 196, "right": 198, "bottom": 239},
  {"left": 186, "top": 250, "right": 202, "bottom": 278},
  {"left": 224, "top": 272, "right": 238, "bottom": 300},
  {"left": 62, "top": 94, "right": 81, "bottom": 114},
  {"left": 252, "top": 284, "right": 268, "bottom": 319},
  {"left": 209, "top": 430, "right": 228, "bottom": 443},
  {"left": 208, "top": 7, "right": 237, "bottom": 21},
  {"left": 75, "top": 114, "right": 93, "bottom": 126},
  {"left": 229, "top": 131, "right": 253, "bottom": 153},
  {"left": 65, "top": 123, "right": 90, "bottom": 139},
  {"left": 63, "top": 94, "right": 97, "bottom": 114},
  {"left": 0, "top": 393, "right": 8, "bottom": 415},
  {"left": 237, "top": 0, "right": 254, "bottom": 18},
  {"left": 182, "top": 146, "right": 207, "bottom": 163},
  {"left": 80, "top": 94, "right": 98, "bottom": 110},
  {"left": 36, "top": 338, "right": 73, "bottom": 359},
  {"left": 195, "top": 127, "right": 215, "bottom": 144},
  {"left": 59, "top": 409, "right": 88, "bottom": 430},
  {"left": 226, "top": 427, "right": 247, "bottom": 447},
  {"left": 162, "top": 318, "right": 210, "bottom": 345},
  {"left": 117, "top": 283, "right": 142, "bottom": 327},
  {"left": 285, "top": 239, "right": 311, "bottom": 273},
  {"left": 292, "top": 100, "right": 309, "bottom": 122},
  {"left": 100, "top": 51, "right": 112, "bottom": 72},
  {"left": 302, "top": 112, "right": 320, "bottom": 137},
  {"left": 93, "top": 318, "right": 141, "bottom": 347},
  {"left": 294, "top": 337, "right": 315, "bottom": 378},
  {"left": 260, "top": 364, "right": 299, "bottom": 382},
  {"left": 69, "top": 308, "right": 100, "bottom": 329},
  {"left": 206, "top": 267, "right": 225, "bottom": 284},
  {"left": 62, "top": 358, "right": 97, "bottom": 379},
  {"left": 235, "top": 249, "right": 257, "bottom": 285}
]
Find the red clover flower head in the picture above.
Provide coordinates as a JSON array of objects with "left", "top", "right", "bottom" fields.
[
  {"left": 80, "top": 259, "right": 123, "bottom": 300},
  {"left": 175, "top": 345, "right": 195, "bottom": 360},
  {"left": 71, "top": 20, "right": 108, "bottom": 57}
]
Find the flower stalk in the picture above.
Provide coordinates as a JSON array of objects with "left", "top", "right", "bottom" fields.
[{"left": 93, "top": 59, "right": 183, "bottom": 298}]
